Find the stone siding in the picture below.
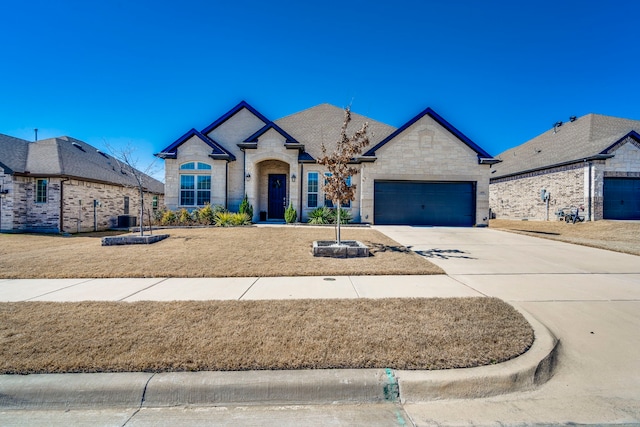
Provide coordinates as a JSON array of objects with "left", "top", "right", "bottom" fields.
[
  {"left": 207, "top": 108, "right": 266, "bottom": 212},
  {"left": 245, "top": 129, "right": 300, "bottom": 221},
  {"left": 0, "top": 169, "right": 15, "bottom": 231},
  {"left": 1, "top": 174, "right": 162, "bottom": 233},
  {"left": 360, "top": 114, "right": 491, "bottom": 225},
  {"left": 490, "top": 138, "right": 640, "bottom": 221}
]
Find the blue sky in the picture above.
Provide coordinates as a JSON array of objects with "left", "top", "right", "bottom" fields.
[{"left": 2, "top": 0, "right": 639, "bottom": 180}]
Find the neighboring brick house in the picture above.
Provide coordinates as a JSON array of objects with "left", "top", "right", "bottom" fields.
[
  {"left": 156, "top": 101, "right": 498, "bottom": 226},
  {"left": 489, "top": 114, "right": 640, "bottom": 221},
  {"left": 0, "top": 134, "right": 164, "bottom": 233}
]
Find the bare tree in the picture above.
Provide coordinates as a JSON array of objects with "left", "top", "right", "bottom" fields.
[
  {"left": 318, "top": 107, "right": 370, "bottom": 245},
  {"left": 106, "top": 142, "right": 160, "bottom": 237}
]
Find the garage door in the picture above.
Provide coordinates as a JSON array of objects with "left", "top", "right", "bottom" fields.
[
  {"left": 603, "top": 178, "right": 640, "bottom": 220},
  {"left": 374, "top": 181, "right": 475, "bottom": 226}
]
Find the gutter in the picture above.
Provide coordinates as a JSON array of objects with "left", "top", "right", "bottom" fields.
[{"left": 490, "top": 154, "right": 614, "bottom": 182}]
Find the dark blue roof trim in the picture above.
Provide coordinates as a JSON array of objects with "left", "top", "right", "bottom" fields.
[
  {"left": 201, "top": 100, "right": 270, "bottom": 135},
  {"left": 363, "top": 107, "right": 493, "bottom": 160},
  {"left": 600, "top": 130, "right": 640, "bottom": 154},
  {"left": 156, "top": 128, "right": 236, "bottom": 161},
  {"left": 298, "top": 151, "right": 315, "bottom": 162},
  {"left": 244, "top": 122, "right": 300, "bottom": 144}
]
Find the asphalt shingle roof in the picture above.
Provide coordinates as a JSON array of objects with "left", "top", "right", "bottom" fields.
[
  {"left": 274, "top": 104, "right": 397, "bottom": 159},
  {"left": 0, "top": 134, "right": 30, "bottom": 173},
  {"left": 492, "top": 113, "right": 640, "bottom": 178},
  {"left": 0, "top": 134, "right": 164, "bottom": 193}
]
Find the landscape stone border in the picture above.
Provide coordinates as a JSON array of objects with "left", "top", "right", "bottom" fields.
[
  {"left": 101, "top": 234, "right": 169, "bottom": 246},
  {"left": 313, "top": 240, "right": 370, "bottom": 258}
]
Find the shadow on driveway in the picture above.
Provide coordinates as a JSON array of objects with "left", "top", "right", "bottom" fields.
[{"left": 412, "top": 248, "right": 476, "bottom": 260}]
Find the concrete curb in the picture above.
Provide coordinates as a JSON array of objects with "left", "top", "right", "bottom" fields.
[
  {"left": 0, "top": 307, "right": 557, "bottom": 409},
  {"left": 396, "top": 305, "right": 559, "bottom": 402}
]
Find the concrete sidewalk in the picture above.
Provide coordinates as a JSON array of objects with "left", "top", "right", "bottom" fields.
[
  {"left": 0, "top": 275, "right": 482, "bottom": 302},
  {"left": 2, "top": 226, "right": 640, "bottom": 426}
]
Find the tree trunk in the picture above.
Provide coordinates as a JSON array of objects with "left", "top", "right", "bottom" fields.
[
  {"left": 139, "top": 190, "right": 145, "bottom": 237},
  {"left": 336, "top": 202, "right": 341, "bottom": 245}
]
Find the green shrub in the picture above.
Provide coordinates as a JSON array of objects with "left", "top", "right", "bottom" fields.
[
  {"left": 329, "top": 207, "right": 352, "bottom": 224},
  {"left": 308, "top": 207, "right": 332, "bottom": 224},
  {"left": 198, "top": 204, "right": 216, "bottom": 225},
  {"left": 160, "top": 210, "right": 177, "bottom": 226},
  {"left": 284, "top": 203, "right": 297, "bottom": 223},
  {"left": 177, "top": 208, "right": 192, "bottom": 225},
  {"left": 307, "top": 207, "right": 351, "bottom": 224},
  {"left": 214, "top": 211, "right": 232, "bottom": 227},
  {"left": 232, "top": 212, "right": 251, "bottom": 226},
  {"left": 238, "top": 194, "right": 253, "bottom": 220}
]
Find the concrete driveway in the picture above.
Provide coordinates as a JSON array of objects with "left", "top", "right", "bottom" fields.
[{"left": 375, "top": 225, "right": 640, "bottom": 426}]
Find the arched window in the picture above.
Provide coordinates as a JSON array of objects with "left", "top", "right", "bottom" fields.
[{"left": 180, "top": 162, "right": 212, "bottom": 206}]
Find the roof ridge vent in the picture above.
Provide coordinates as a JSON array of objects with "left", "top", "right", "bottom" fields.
[{"left": 71, "top": 141, "right": 86, "bottom": 152}]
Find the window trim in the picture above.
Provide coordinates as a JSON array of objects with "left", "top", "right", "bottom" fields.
[
  {"left": 307, "top": 172, "right": 319, "bottom": 208},
  {"left": 323, "top": 173, "right": 351, "bottom": 209},
  {"left": 35, "top": 178, "right": 48, "bottom": 203},
  {"left": 180, "top": 173, "right": 211, "bottom": 207}
]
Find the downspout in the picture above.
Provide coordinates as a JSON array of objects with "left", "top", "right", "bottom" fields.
[
  {"left": 59, "top": 177, "right": 70, "bottom": 233},
  {"left": 587, "top": 161, "right": 592, "bottom": 221},
  {"left": 225, "top": 161, "right": 229, "bottom": 209},
  {"left": 242, "top": 150, "right": 246, "bottom": 196},
  {"left": 299, "top": 163, "right": 304, "bottom": 221}
]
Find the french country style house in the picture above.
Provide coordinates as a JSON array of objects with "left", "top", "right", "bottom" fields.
[
  {"left": 156, "top": 101, "right": 499, "bottom": 226},
  {"left": 490, "top": 113, "right": 640, "bottom": 221},
  {"left": 0, "top": 134, "right": 164, "bottom": 233}
]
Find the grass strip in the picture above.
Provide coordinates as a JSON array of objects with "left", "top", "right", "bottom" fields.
[{"left": 0, "top": 298, "right": 533, "bottom": 374}]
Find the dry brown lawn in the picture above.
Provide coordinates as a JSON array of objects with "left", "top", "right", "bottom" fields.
[
  {"left": 490, "top": 219, "right": 640, "bottom": 256},
  {"left": 0, "top": 298, "right": 533, "bottom": 374},
  {"left": 0, "top": 226, "right": 443, "bottom": 279}
]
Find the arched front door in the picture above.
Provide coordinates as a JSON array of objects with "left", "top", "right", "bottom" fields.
[{"left": 268, "top": 174, "right": 286, "bottom": 219}]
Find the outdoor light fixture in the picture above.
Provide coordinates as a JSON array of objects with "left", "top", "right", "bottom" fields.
[
  {"left": 245, "top": 172, "right": 251, "bottom": 181},
  {"left": 291, "top": 174, "right": 296, "bottom": 182}
]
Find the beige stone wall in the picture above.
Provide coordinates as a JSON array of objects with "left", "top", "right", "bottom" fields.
[
  {"left": 207, "top": 108, "right": 267, "bottom": 212},
  {"left": 164, "top": 135, "right": 223, "bottom": 210},
  {"left": 244, "top": 129, "right": 300, "bottom": 221},
  {"left": 0, "top": 174, "right": 162, "bottom": 233},
  {"left": 360, "top": 114, "right": 491, "bottom": 225},
  {"left": 0, "top": 170, "right": 15, "bottom": 231},
  {"left": 607, "top": 139, "right": 640, "bottom": 173},
  {"left": 489, "top": 165, "right": 587, "bottom": 221},
  {"left": 490, "top": 139, "right": 640, "bottom": 222},
  {"left": 61, "top": 179, "right": 161, "bottom": 233}
]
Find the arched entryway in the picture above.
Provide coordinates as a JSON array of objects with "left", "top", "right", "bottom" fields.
[{"left": 256, "top": 160, "right": 290, "bottom": 221}]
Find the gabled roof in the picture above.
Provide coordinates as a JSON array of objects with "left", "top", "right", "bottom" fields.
[
  {"left": 274, "top": 104, "right": 396, "bottom": 159},
  {"left": 155, "top": 128, "right": 236, "bottom": 161},
  {"left": 363, "top": 107, "right": 495, "bottom": 161},
  {"left": 201, "top": 100, "right": 269, "bottom": 135},
  {"left": 0, "top": 133, "right": 164, "bottom": 193},
  {"left": 491, "top": 114, "right": 640, "bottom": 179},
  {"left": 0, "top": 133, "right": 30, "bottom": 173},
  {"left": 158, "top": 101, "right": 268, "bottom": 160},
  {"left": 600, "top": 130, "right": 640, "bottom": 154},
  {"left": 244, "top": 122, "right": 300, "bottom": 145}
]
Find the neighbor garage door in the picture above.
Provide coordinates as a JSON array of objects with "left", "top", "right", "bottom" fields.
[
  {"left": 374, "top": 181, "right": 475, "bottom": 226},
  {"left": 603, "top": 177, "right": 640, "bottom": 220}
]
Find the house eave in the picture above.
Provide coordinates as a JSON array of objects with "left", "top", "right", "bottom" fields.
[
  {"left": 352, "top": 156, "right": 377, "bottom": 163},
  {"left": 479, "top": 157, "right": 501, "bottom": 165},
  {"left": 490, "top": 154, "right": 614, "bottom": 181},
  {"left": 208, "top": 153, "right": 236, "bottom": 161}
]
